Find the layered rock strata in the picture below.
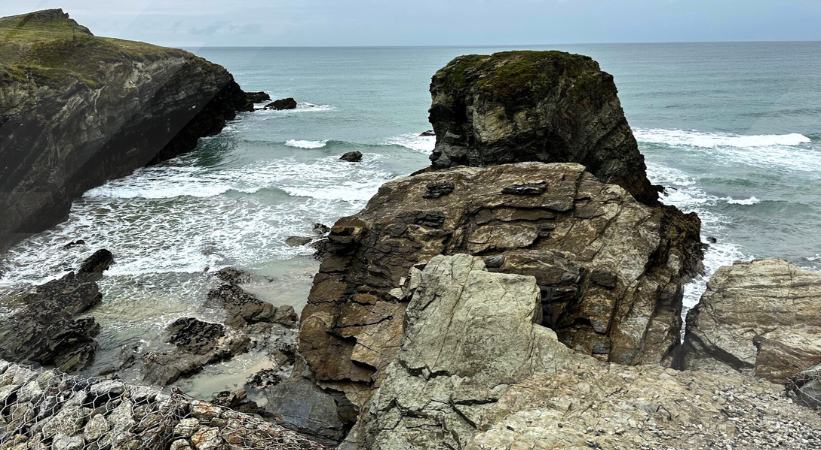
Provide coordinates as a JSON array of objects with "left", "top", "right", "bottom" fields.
[
  {"left": 427, "top": 51, "right": 661, "bottom": 204},
  {"left": 343, "top": 255, "right": 821, "bottom": 449},
  {"left": 298, "top": 162, "right": 702, "bottom": 410},
  {"left": 0, "top": 9, "right": 255, "bottom": 250},
  {"left": 681, "top": 259, "right": 821, "bottom": 384}
]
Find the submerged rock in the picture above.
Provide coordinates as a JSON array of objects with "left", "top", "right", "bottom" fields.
[
  {"left": 427, "top": 50, "right": 661, "bottom": 204},
  {"left": 298, "top": 162, "right": 702, "bottom": 411},
  {"left": 343, "top": 255, "right": 821, "bottom": 449},
  {"left": 339, "top": 151, "right": 363, "bottom": 163},
  {"left": 0, "top": 9, "right": 253, "bottom": 251},
  {"left": 265, "top": 97, "right": 298, "bottom": 110},
  {"left": 0, "top": 250, "right": 112, "bottom": 372},
  {"left": 681, "top": 259, "right": 821, "bottom": 383}
]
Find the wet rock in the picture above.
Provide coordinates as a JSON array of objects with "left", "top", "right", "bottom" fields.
[
  {"left": 339, "top": 151, "right": 363, "bottom": 163},
  {"left": 214, "top": 267, "right": 252, "bottom": 285},
  {"left": 427, "top": 51, "right": 660, "bottom": 204},
  {"left": 681, "top": 259, "right": 821, "bottom": 383},
  {"left": 63, "top": 239, "right": 86, "bottom": 249},
  {"left": 422, "top": 181, "right": 455, "bottom": 199},
  {"left": 286, "top": 236, "right": 315, "bottom": 247},
  {"left": 420, "top": 129, "right": 436, "bottom": 137},
  {"left": 501, "top": 181, "right": 547, "bottom": 196},
  {"left": 0, "top": 252, "right": 113, "bottom": 372},
  {"left": 207, "top": 284, "right": 275, "bottom": 328},
  {"left": 245, "top": 91, "right": 271, "bottom": 105},
  {"left": 313, "top": 223, "right": 331, "bottom": 235},
  {"left": 265, "top": 97, "right": 298, "bottom": 110},
  {"left": 77, "top": 249, "right": 114, "bottom": 276},
  {"left": 298, "top": 163, "right": 702, "bottom": 411}
]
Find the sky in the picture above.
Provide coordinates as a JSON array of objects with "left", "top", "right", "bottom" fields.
[{"left": 3, "top": 1, "right": 821, "bottom": 47}]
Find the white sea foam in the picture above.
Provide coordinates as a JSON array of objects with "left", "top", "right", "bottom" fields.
[
  {"left": 258, "top": 102, "right": 335, "bottom": 115},
  {"left": 722, "top": 196, "right": 761, "bottom": 206},
  {"left": 386, "top": 133, "right": 436, "bottom": 153},
  {"left": 646, "top": 162, "right": 749, "bottom": 309},
  {"left": 634, "top": 128, "right": 811, "bottom": 148},
  {"left": 285, "top": 139, "right": 328, "bottom": 149},
  {"left": 636, "top": 128, "right": 820, "bottom": 173}
]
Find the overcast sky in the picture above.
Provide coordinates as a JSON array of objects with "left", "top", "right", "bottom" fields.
[{"left": 4, "top": 1, "right": 821, "bottom": 47}]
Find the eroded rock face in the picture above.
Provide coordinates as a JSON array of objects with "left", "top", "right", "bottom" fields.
[
  {"left": 427, "top": 50, "right": 661, "bottom": 204},
  {"left": 298, "top": 162, "right": 702, "bottom": 409},
  {"left": 681, "top": 259, "right": 821, "bottom": 384},
  {"left": 0, "top": 250, "right": 112, "bottom": 372},
  {"left": 343, "top": 255, "right": 821, "bottom": 449},
  {"left": 0, "top": 9, "right": 252, "bottom": 251}
]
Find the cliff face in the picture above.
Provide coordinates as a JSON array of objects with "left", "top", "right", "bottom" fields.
[
  {"left": 0, "top": 9, "right": 251, "bottom": 251},
  {"left": 427, "top": 51, "right": 661, "bottom": 205}
]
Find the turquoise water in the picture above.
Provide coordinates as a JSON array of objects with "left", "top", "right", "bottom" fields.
[{"left": 1, "top": 43, "right": 820, "bottom": 384}]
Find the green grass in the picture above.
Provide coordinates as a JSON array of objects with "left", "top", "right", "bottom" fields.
[{"left": 0, "top": 9, "right": 194, "bottom": 88}]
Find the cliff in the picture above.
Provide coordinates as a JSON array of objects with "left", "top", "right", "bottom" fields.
[
  {"left": 0, "top": 9, "right": 252, "bottom": 251},
  {"left": 427, "top": 51, "right": 661, "bottom": 205}
]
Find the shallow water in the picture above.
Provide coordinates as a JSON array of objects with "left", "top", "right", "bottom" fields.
[{"left": 1, "top": 43, "right": 820, "bottom": 392}]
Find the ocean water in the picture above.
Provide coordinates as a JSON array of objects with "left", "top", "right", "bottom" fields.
[{"left": 1, "top": 43, "right": 820, "bottom": 391}]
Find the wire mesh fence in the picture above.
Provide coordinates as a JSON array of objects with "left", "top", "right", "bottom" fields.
[{"left": 0, "top": 360, "right": 328, "bottom": 450}]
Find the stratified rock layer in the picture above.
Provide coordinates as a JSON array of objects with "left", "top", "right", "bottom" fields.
[
  {"left": 682, "top": 259, "right": 821, "bottom": 383},
  {"left": 0, "top": 9, "right": 252, "bottom": 250},
  {"left": 343, "top": 255, "right": 821, "bottom": 449},
  {"left": 427, "top": 50, "right": 660, "bottom": 204},
  {"left": 299, "top": 162, "right": 702, "bottom": 409}
]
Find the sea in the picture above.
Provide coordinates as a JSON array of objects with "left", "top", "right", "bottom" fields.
[{"left": 1, "top": 43, "right": 820, "bottom": 395}]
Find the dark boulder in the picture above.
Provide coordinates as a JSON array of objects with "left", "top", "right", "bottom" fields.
[
  {"left": 245, "top": 91, "right": 271, "bottom": 104},
  {"left": 265, "top": 98, "right": 298, "bottom": 110},
  {"left": 286, "top": 236, "right": 314, "bottom": 247},
  {"left": 427, "top": 51, "right": 661, "bottom": 205},
  {"left": 0, "top": 250, "right": 113, "bottom": 371},
  {"left": 420, "top": 130, "right": 436, "bottom": 137},
  {"left": 339, "top": 151, "right": 363, "bottom": 163}
]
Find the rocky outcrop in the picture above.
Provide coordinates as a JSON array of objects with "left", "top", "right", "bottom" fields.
[
  {"left": 343, "top": 255, "right": 821, "bottom": 449},
  {"left": 427, "top": 51, "right": 661, "bottom": 204},
  {"left": 339, "top": 151, "right": 363, "bottom": 163},
  {"left": 0, "top": 360, "right": 330, "bottom": 449},
  {"left": 0, "top": 9, "right": 253, "bottom": 251},
  {"left": 0, "top": 250, "right": 112, "bottom": 372},
  {"left": 265, "top": 97, "right": 298, "bottom": 110},
  {"left": 298, "top": 162, "right": 702, "bottom": 410},
  {"left": 681, "top": 259, "right": 821, "bottom": 384}
]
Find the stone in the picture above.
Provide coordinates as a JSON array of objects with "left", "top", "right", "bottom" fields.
[
  {"left": 174, "top": 418, "right": 202, "bottom": 438},
  {"left": 788, "top": 363, "right": 821, "bottom": 409},
  {"left": 313, "top": 223, "right": 331, "bottom": 235},
  {"left": 339, "top": 151, "right": 363, "bottom": 162},
  {"left": 298, "top": 163, "right": 702, "bottom": 412},
  {"left": 0, "top": 9, "right": 253, "bottom": 251},
  {"left": 214, "top": 267, "right": 252, "bottom": 285},
  {"left": 170, "top": 439, "right": 194, "bottom": 450},
  {"left": 681, "top": 259, "right": 821, "bottom": 383},
  {"left": 52, "top": 433, "right": 83, "bottom": 450},
  {"left": 84, "top": 413, "right": 110, "bottom": 441},
  {"left": 286, "top": 236, "right": 314, "bottom": 247},
  {"left": 342, "top": 255, "right": 821, "bottom": 449},
  {"left": 77, "top": 249, "right": 114, "bottom": 277},
  {"left": 88, "top": 380, "right": 125, "bottom": 399},
  {"left": 264, "top": 97, "right": 298, "bottom": 110},
  {"left": 41, "top": 405, "right": 87, "bottom": 439},
  {"left": 427, "top": 51, "right": 660, "bottom": 204},
  {"left": 420, "top": 129, "right": 436, "bottom": 137},
  {"left": 245, "top": 91, "right": 271, "bottom": 104},
  {"left": 190, "top": 426, "right": 223, "bottom": 449},
  {"left": 207, "top": 284, "right": 275, "bottom": 327}
]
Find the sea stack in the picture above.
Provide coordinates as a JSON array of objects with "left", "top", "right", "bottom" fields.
[
  {"left": 0, "top": 9, "right": 255, "bottom": 251},
  {"left": 427, "top": 51, "right": 661, "bottom": 205}
]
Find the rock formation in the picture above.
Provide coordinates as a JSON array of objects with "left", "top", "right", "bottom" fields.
[
  {"left": 0, "top": 250, "right": 112, "bottom": 372},
  {"left": 298, "top": 162, "right": 702, "bottom": 411},
  {"left": 342, "top": 255, "right": 821, "bottom": 449},
  {"left": 681, "top": 259, "right": 821, "bottom": 384},
  {"left": 0, "top": 360, "right": 330, "bottom": 449},
  {"left": 0, "top": 9, "right": 254, "bottom": 251},
  {"left": 339, "top": 151, "right": 363, "bottom": 163},
  {"left": 265, "top": 97, "right": 298, "bottom": 110},
  {"left": 427, "top": 51, "right": 661, "bottom": 204}
]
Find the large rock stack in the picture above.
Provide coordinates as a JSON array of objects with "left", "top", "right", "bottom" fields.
[{"left": 298, "top": 51, "right": 703, "bottom": 419}]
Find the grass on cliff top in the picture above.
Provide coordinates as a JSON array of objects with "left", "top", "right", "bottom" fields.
[
  {"left": 441, "top": 50, "right": 602, "bottom": 107},
  {"left": 0, "top": 9, "right": 193, "bottom": 88}
]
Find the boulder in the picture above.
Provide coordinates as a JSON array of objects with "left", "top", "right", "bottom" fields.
[
  {"left": 788, "top": 363, "right": 821, "bottom": 409},
  {"left": 298, "top": 162, "right": 702, "bottom": 410},
  {"left": 245, "top": 91, "right": 271, "bottom": 104},
  {"left": 0, "top": 9, "right": 253, "bottom": 251},
  {"left": 339, "top": 151, "right": 363, "bottom": 163},
  {"left": 265, "top": 97, "right": 298, "bottom": 110},
  {"left": 0, "top": 250, "right": 112, "bottom": 372},
  {"left": 427, "top": 51, "right": 660, "bottom": 204},
  {"left": 344, "top": 255, "right": 821, "bottom": 449},
  {"left": 681, "top": 259, "right": 821, "bottom": 383},
  {"left": 286, "top": 236, "right": 315, "bottom": 247}
]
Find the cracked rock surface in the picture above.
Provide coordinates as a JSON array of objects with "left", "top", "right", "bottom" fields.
[
  {"left": 681, "top": 259, "right": 821, "bottom": 383},
  {"left": 298, "top": 162, "right": 702, "bottom": 411},
  {"left": 342, "top": 255, "right": 821, "bottom": 450}
]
